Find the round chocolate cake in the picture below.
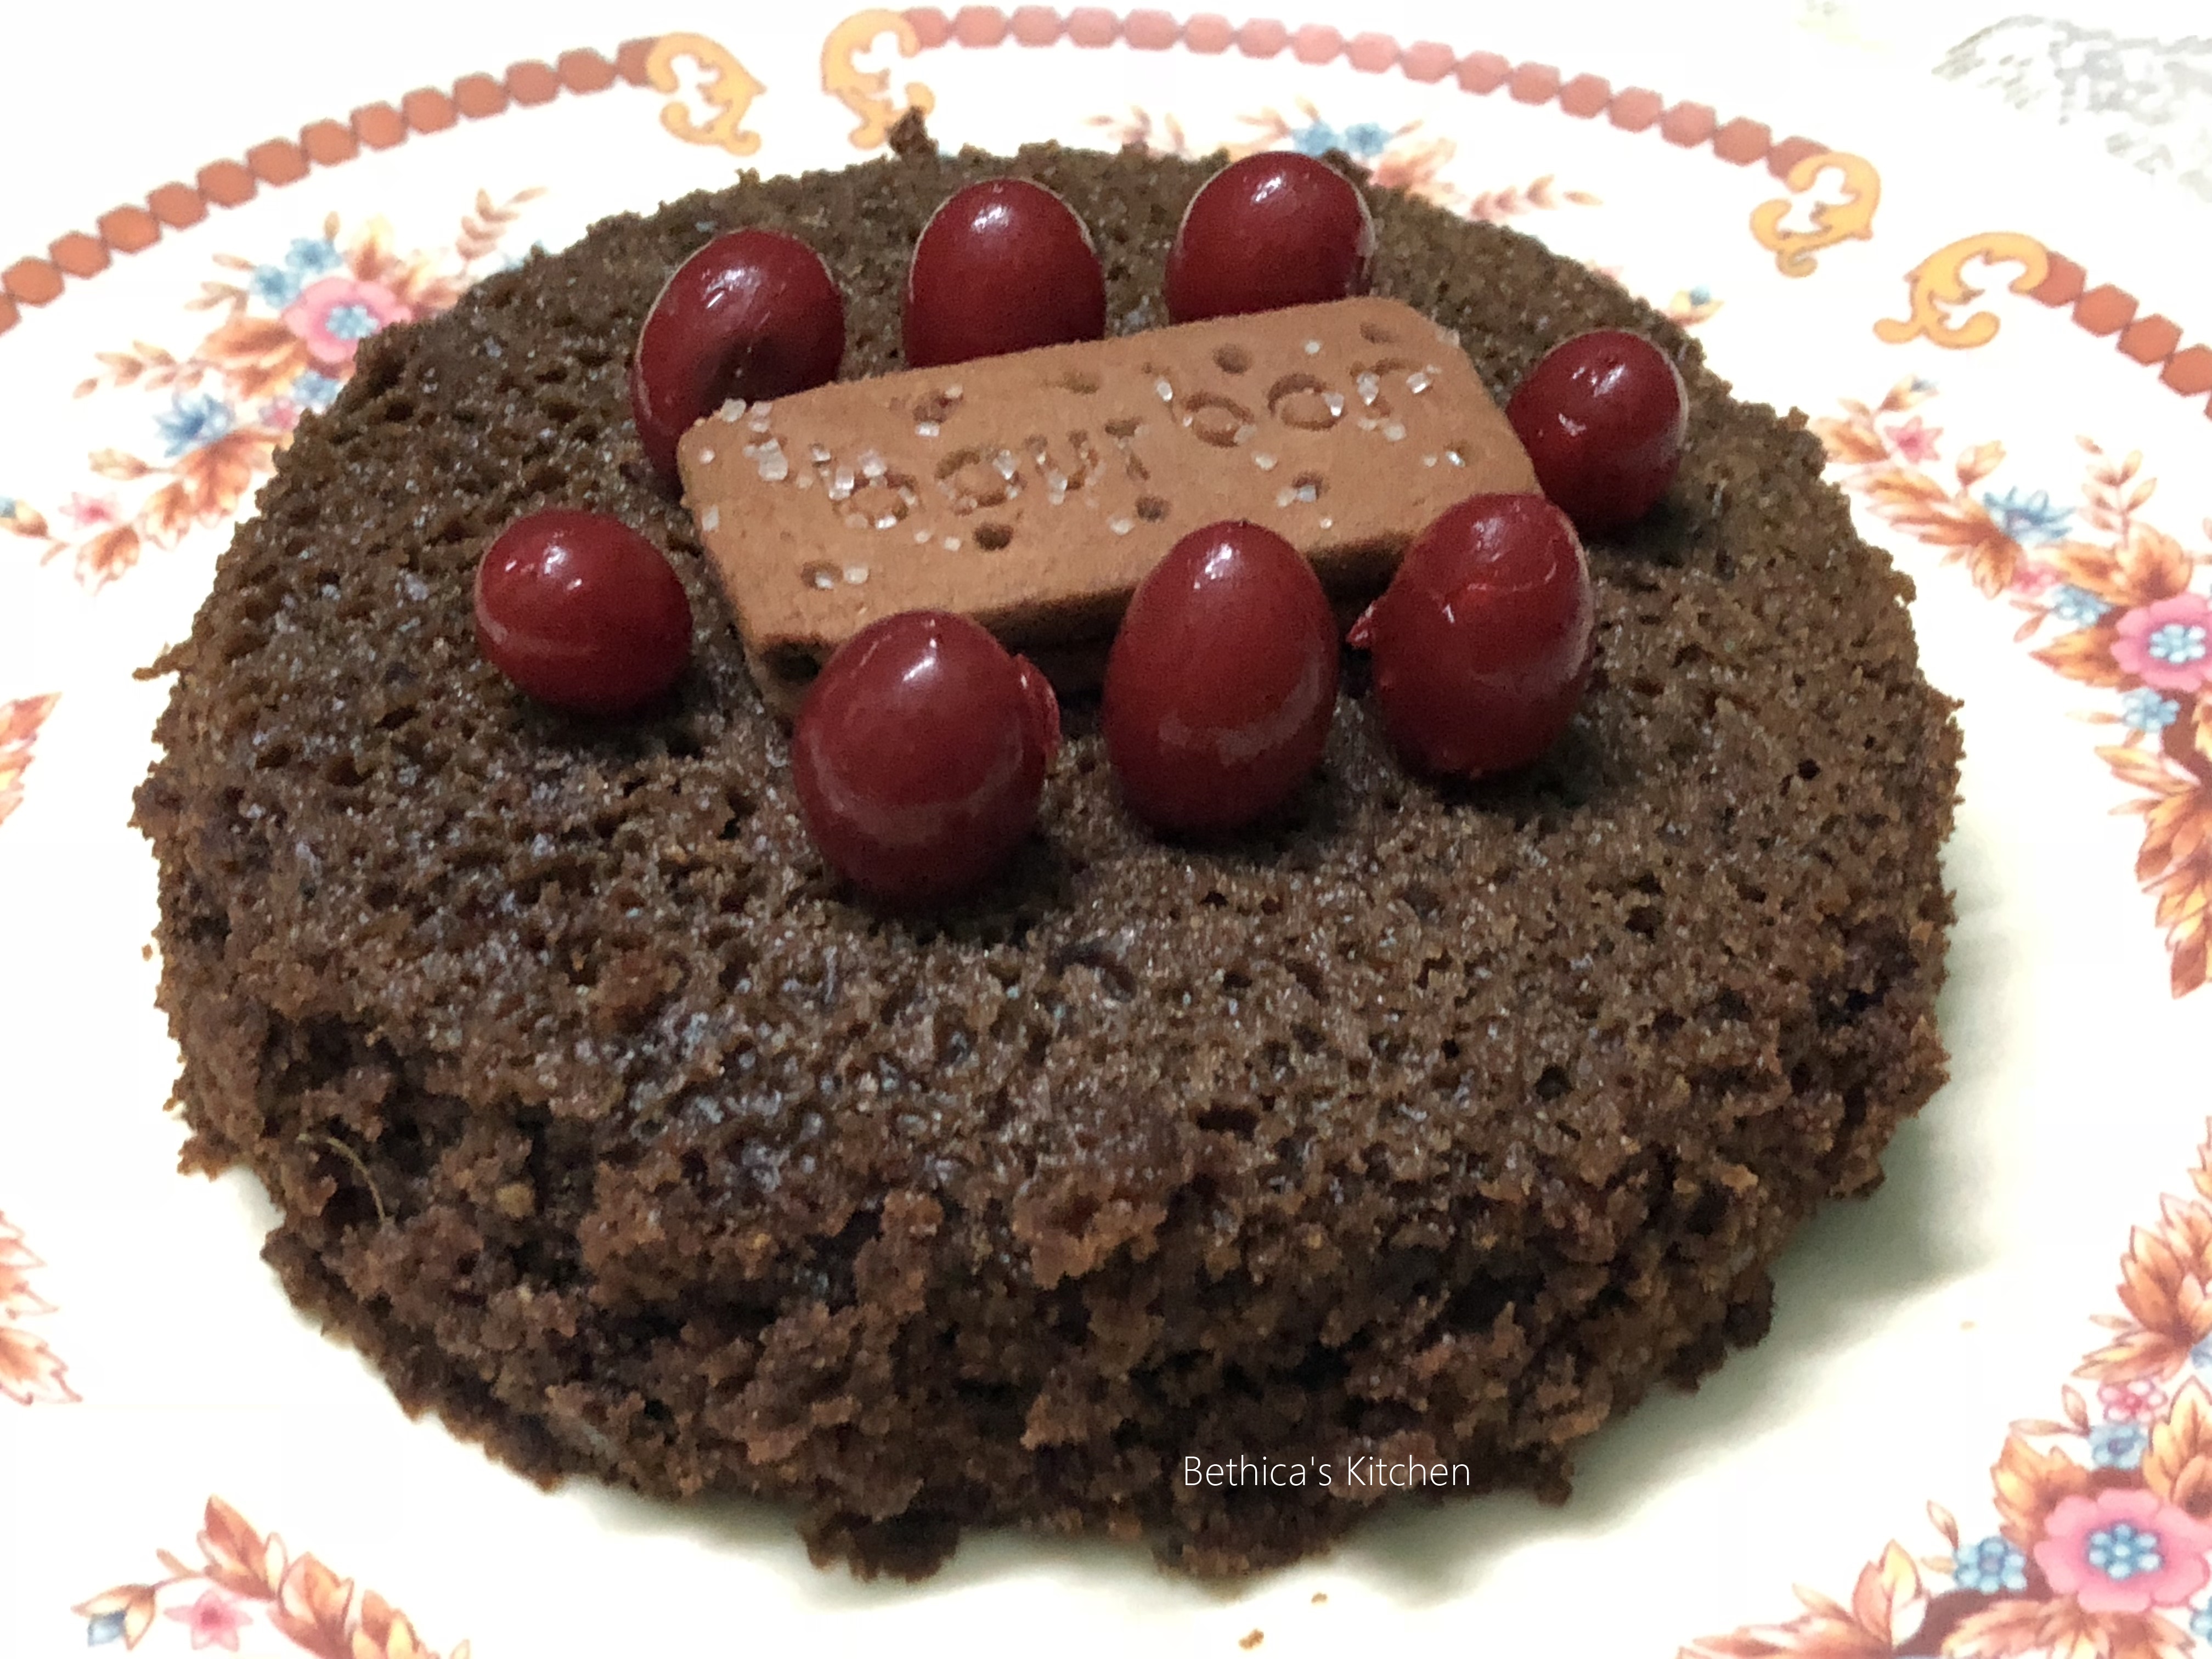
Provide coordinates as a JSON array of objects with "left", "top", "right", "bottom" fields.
[{"left": 133, "top": 132, "right": 1959, "bottom": 1577}]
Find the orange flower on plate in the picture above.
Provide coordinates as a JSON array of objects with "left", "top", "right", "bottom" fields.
[
  {"left": 1818, "top": 386, "right": 2212, "bottom": 997},
  {"left": 74, "top": 1497, "right": 470, "bottom": 1656},
  {"left": 21, "top": 189, "right": 544, "bottom": 591},
  {"left": 2079, "top": 1209, "right": 2212, "bottom": 1386},
  {"left": 0, "top": 692, "right": 60, "bottom": 830},
  {"left": 0, "top": 1209, "right": 76, "bottom": 1406}
]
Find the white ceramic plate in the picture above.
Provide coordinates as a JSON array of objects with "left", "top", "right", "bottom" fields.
[{"left": 4, "top": 10, "right": 2211, "bottom": 1656}]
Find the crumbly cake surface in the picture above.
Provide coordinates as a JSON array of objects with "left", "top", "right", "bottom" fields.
[{"left": 133, "top": 136, "right": 1959, "bottom": 1578}]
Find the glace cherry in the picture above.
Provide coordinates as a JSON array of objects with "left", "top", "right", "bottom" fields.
[
  {"left": 1505, "top": 329, "right": 1688, "bottom": 533},
  {"left": 791, "top": 610, "right": 1060, "bottom": 905},
  {"left": 904, "top": 178, "right": 1108, "bottom": 368},
  {"left": 474, "top": 510, "right": 694, "bottom": 715},
  {"left": 1348, "top": 494, "right": 1594, "bottom": 780},
  {"left": 1103, "top": 521, "right": 1339, "bottom": 834},
  {"left": 1163, "top": 153, "right": 1375, "bottom": 324},
  {"left": 630, "top": 228, "right": 845, "bottom": 490}
]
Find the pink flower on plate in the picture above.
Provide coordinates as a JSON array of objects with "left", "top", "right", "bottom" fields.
[
  {"left": 2010, "top": 561, "right": 2058, "bottom": 597},
  {"left": 1884, "top": 415, "right": 1943, "bottom": 464},
  {"left": 163, "top": 1588, "right": 250, "bottom": 1651},
  {"left": 2111, "top": 593, "right": 2212, "bottom": 693},
  {"left": 2033, "top": 1488, "right": 2212, "bottom": 1615},
  {"left": 60, "top": 491, "right": 122, "bottom": 529},
  {"left": 280, "top": 275, "right": 411, "bottom": 367},
  {"left": 2101, "top": 1378, "right": 2166, "bottom": 1424}
]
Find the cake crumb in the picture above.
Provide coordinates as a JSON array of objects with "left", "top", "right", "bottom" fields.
[
  {"left": 888, "top": 105, "right": 934, "bottom": 157},
  {"left": 1310, "top": 1593, "right": 1327, "bottom": 1605},
  {"left": 1239, "top": 1632, "right": 1264, "bottom": 1650}
]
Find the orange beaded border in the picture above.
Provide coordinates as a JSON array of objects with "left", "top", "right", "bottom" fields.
[
  {"left": 900, "top": 7, "right": 2212, "bottom": 411},
  {"left": 2, "top": 15, "right": 2207, "bottom": 411},
  {"left": 0, "top": 41, "right": 653, "bottom": 338},
  {"left": 912, "top": 2, "right": 1833, "bottom": 177}
]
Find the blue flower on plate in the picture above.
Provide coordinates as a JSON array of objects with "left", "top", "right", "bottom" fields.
[
  {"left": 292, "top": 371, "right": 342, "bottom": 413},
  {"left": 0, "top": 495, "right": 17, "bottom": 520},
  {"left": 1339, "top": 121, "right": 1392, "bottom": 158},
  {"left": 1289, "top": 119, "right": 1392, "bottom": 161},
  {"left": 249, "top": 263, "right": 303, "bottom": 308},
  {"left": 2087, "top": 1519, "right": 2164, "bottom": 1579},
  {"left": 322, "top": 303, "right": 381, "bottom": 343},
  {"left": 154, "top": 392, "right": 236, "bottom": 458},
  {"left": 249, "top": 239, "right": 344, "bottom": 309},
  {"left": 2192, "top": 1602, "right": 2212, "bottom": 1643},
  {"left": 2148, "top": 620, "right": 2209, "bottom": 667},
  {"left": 2194, "top": 1334, "right": 2212, "bottom": 1372},
  {"left": 1953, "top": 1533, "right": 2028, "bottom": 1594},
  {"left": 86, "top": 1609, "right": 129, "bottom": 1646},
  {"left": 1981, "top": 486, "right": 2074, "bottom": 546},
  {"left": 2047, "top": 584, "right": 2112, "bottom": 628},
  {"left": 2091, "top": 1420, "right": 2151, "bottom": 1469},
  {"left": 284, "top": 236, "right": 343, "bottom": 278},
  {"left": 2121, "top": 687, "right": 2181, "bottom": 733}
]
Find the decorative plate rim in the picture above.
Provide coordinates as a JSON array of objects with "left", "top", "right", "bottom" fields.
[{"left": 5, "top": 17, "right": 2211, "bottom": 1658}]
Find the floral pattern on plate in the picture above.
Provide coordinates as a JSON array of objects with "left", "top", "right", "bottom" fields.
[
  {"left": 0, "top": 1209, "right": 75, "bottom": 1406},
  {"left": 74, "top": 1497, "right": 468, "bottom": 1655},
  {"left": 2, "top": 191, "right": 543, "bottom": 591},
  {"left": 1084, "top": 97, "right": 1602, "bottom": 225},
  {"left": 1816, "top": 379, "right": 2212, "bottom": 997},
  {"left": 1684, "top": 1123, "right": 2212, "bottom": 1659},
  {"left": 1090, "top": 95, "right": 1715, "bottom": 338},
  {"left": 0, "top": 16, "right": 2200, "bottom": 1649},
  {"left": 0, "top": 692, "right": 60, "bottom": 830}
]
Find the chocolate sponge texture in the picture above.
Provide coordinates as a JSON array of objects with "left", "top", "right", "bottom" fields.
[{"left": 133, "top": 139, "right": 1959, "bottom": 1577}]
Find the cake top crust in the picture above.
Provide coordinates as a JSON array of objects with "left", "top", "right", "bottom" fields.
[{"left": 138, "top": 136, "right": 1956, "bottom": 1335}]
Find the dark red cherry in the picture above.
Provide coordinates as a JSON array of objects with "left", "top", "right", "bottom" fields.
[
  {"left": 630, "top": 228, "right": 845, "bottom": 490},
  {"left": 1103, "top": 521, "right": 1338, "bottom": 834},
  {"left": 791, "top": 610, "right": 1060, "bottom": 905},
  {"left": 474, "top": 510, "right": 693, "bottom": 715},
  {"left": 1505, "top": 330, "right": 1688, "bottom": 533},
  {"left": 1348, "top": 494, "right": 1593, "bottom": 779},
  {"left": 904, "top": 179, "right": 1107, "bottom": 368},
  {"left": 1163, "top": 152, "right": 1375, "bottom": 324}
]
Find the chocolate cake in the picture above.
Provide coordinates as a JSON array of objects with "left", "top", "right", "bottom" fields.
[{"left": 132, "top": 131, "right": 1960, "bottom": 1577}]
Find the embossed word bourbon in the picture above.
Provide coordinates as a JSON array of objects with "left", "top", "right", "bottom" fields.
[{"left": 677, "top": 296, "right": 1536, "bottom": 714}]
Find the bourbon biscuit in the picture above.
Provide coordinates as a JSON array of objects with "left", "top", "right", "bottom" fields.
[{"left": 676, "top": 296, "right": 1537, "bottom": 714}]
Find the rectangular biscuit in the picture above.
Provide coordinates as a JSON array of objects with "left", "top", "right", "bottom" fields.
[{"left": 677, "top": 295, "right": 1537, "bottom": 715}]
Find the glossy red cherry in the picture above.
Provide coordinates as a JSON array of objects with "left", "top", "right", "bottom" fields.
[
  {"left": 1163, "top": 152, "right": 1375, "bottom": 324},
  {"left": 792, "top": 611, "right": 1060, "bottom": 905},
  {"left": 630, "top": 228, "right": 845, "bottom": 490},
  {"left": 1103, "top": 521, "right": 1339, "bottom": 834},
  {"left": 1348, "top": 494, "right": 1594, "bottom": 780},
  {"left": 474, "top": 510, "right": 693, "bottom": 715},
  {"left": 904, "top": 179, "right": 1107, "bottom": 368},
  {"left": 1505, "top": 330, "right": 1688, "bottom": 533}
]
